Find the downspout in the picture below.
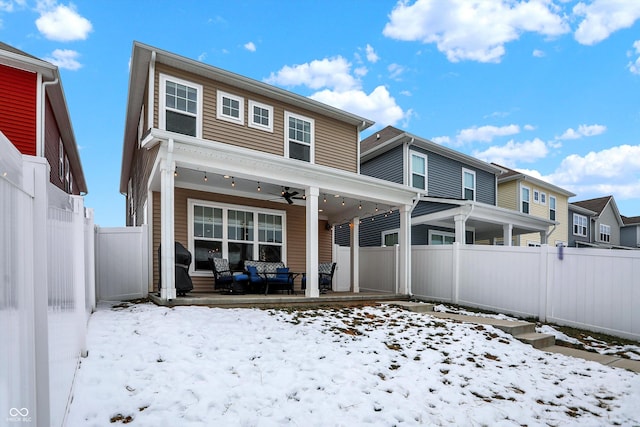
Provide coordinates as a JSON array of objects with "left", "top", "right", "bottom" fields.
[
  {"left": 40, "top": 76, "right": 59, "bottom": 157},
  {"left": 147, "top": 51, "right": 156, "bottom": 129},
  {"left": 545, "top": 224, "right": 556, "bottom": 244}
]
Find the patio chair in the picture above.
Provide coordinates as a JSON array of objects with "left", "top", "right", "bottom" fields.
[
  {"left": 245, "top": 265, "right": 267, "bottom": 294},
  {"left": 301, "top": 262, "right": 336, "bottom": 293},
  {"left": 208, "top": 256, "right": 235, "bottom": 292}
]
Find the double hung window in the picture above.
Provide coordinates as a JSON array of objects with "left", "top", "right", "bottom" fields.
[
  {"left": 411, "top": 153, "right": 427, "bottom": 190},
  {"left": 285, "top": 112, "right": 314, "bottom": 162},
  {"left": 599, "top": 224, "right": 611, "bottom": 242},
  {"left": 549, "top": 196, "right": 556, "bottom": 221},
  {"left": 521, "top": 186, "right": 530, "bottom": 214},
  {"left": 160, "top": 74, "right": 202, "bottom": 137},
  {"left": 462, "top": 169, "right": 475, "bottom": 201},
  {"left": 573, "top": 214, "right": 587, "bottom": 236}
]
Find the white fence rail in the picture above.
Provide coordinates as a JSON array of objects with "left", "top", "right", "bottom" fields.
[
  {"left": 399, "top": 244, "right": 640, "bottom": 341},
  {"left": 95, "top": 226, "right": 149, "bottom": 301},
  {"left": 1, "top": 133, "right": 94, "bottom": 427}
]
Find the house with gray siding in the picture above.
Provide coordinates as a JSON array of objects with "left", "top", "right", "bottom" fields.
[
  {"left": 337, "top": 126, "right": 554, "bottom": 247},
  {"left": 621, "top": 216, "right": 640, "bottom": 249},
  {"left": 570, "top": 196, "right": 635, "bottom": 249}
]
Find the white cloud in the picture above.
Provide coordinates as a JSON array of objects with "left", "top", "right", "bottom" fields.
[
  {"left": 628, "top": 40, "right": 640, "bottom": 75},
  {"left": 354, "top": 66, "right": 368, "bottom": 77},
  {"left": 473, "top": 138, "right": 549, "bottom": 166},
  {"left": 573, "top": 0, "right": 640, "bottom": 45},
  {"left": 35, "top": 3, "right": 92, "bottom": 42},
  {"left": 310, "top": 86, "right": 406, "bottom": 127},
  {"left": 455, "top": 124, "right": 521, "bottom": 144},
  {"left": 523, "top": 124, "right": 536, "bottom": 131},
  {"left": 44, "top": 48, "right": 82, "bottom": 70},
  {"left": 400, "top": 90, "right": 412, "bottom": 96},
  {"left": 557, "top": 124, "right": 606, "bottom": 140},
  {"left": 0, "top": 0, "right": 26, "bottom": 12},
  {"left": 383, "top": 0, "right": 569, "bottom": 63},
  {"left": 387, "top": 63, "right": 405, "bottom": 80},
  {"left": 365, "top": 44, "right": 379, "bottom": 63},
  {"left": 198, "top": 52, "right": 207, "bottom": 62},
  {"left": 431, "top": 136, "right": 450, "bottom": 145},
  {"left": 532, "top": 49, "right": 545, "bottom": 58},
  {"left": 265, "top": 56, "right": 359, "bottom": 92},
  {"left": 244, "top": 41, "right": 256, "bottom": 52}
]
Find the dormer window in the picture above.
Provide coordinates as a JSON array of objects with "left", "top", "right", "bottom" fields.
[{"left": 160, "top": 74, "right": 202, "bottom": 138}]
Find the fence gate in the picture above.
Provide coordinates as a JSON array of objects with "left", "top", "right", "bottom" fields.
[{"left": 95, "top": 225, "right": 149, "bottom": 301}]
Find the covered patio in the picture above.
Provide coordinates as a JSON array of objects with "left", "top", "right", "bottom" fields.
[{"left": 142, "top": 129, "right": 420, "bottom": 301}]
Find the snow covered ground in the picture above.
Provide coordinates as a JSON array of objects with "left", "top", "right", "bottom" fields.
[{"left": 66, "top": 302, "right": 640, "bottom": 426}]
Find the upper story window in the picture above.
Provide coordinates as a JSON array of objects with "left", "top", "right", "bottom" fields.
[
  {"left": 160, "top": 74, "right": 203, "bottom": 138},
  {"left": 573, "top": 213, "right": 587, "bottom": 237},
  {"left": 58, "top": 138, "right": 64, "bottom": 182},
  {"left": 248, "top": 100, "right": 273, "bottom": 132},
  {"left": 64, "top": 155, "right": 70, "bottom": 193},
  {"left": 411, "top": 153, "right": 427, "bottom": 190},
  {"left": 462, "top": 168, "right": 476, "bottom": 201},
  {"left": 217, "top": 90, "right": 244, "bottom": 125},
  {"left": 521, "top": 185, "right": 530, "bottom": 214},
  {"left": 549, "top": 196, "right": 556, "bottom": 221},
  {"left": 285, "top": 112, "right": 314, "bottom": 163},
  {"left": 599, "top": 224, "right": 611, "bottom": 242},
  {"left": 533, "top": 189, "right": 539, "bottom": 203}
]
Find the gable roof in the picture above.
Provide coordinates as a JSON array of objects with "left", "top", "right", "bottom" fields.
[
  {"left": 572, "top": 195, "right": 624, "bottom": 226},
  {"left": 360, "top": 125, "right": 501, "bottom": 174},
  {"left": 492, "top": 163, "right": 575, "bottom": 197},
  {"left": 0, "top": 42, "right": 87, "bottom": 194},
  {"left": 121, "top": 42, "right": 375, "bottom": 193}
]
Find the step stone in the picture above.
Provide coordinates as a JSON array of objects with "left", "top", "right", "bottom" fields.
[
  {"left": 387, "top": 301, "right": 435, "bottom": 313},
  {"left": 516, "top": 332, "right": 556, "bottom": 349}
]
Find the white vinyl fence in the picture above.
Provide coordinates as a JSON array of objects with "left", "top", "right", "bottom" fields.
[
  {"left": 359, "top": 246, "right": 398, "bottom": 293},
  {"left": 398, "top": 243, "right": 640, "bottom": 341},
  {"left": 1, "top": 133, "right": 94, "bottom": 427},
  {"left": 95, "top": 225, "right": 149, "bottom": 301}
]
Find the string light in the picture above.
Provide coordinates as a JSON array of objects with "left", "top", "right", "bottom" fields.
[
  {"left": 231, "top": 177, "right": 235, "bottom": 187},
  {"left": 174, "top": 168, "right": 178, "bottom": 177},
  {"left": 342, "top": 198, "right": 345, "bottom": 206},
  {"left": 323, "top": 194, "right": 327, "bottom": 203},
  {"left": 257, "top": 182, "right": 261, "bottom": 192},
  {"left": 203, "top": 172, "right": 208, "bottom": 182},
  {"left": 358, "top": 201, "right": 362, "bottom": 210},
  {"left": 375, "top": 204, "right": 379, "bottom": 212}
]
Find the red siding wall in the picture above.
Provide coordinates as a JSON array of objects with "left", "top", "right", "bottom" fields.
[{"left": 0, "top": 64, "right": 37, "bottom": 155}]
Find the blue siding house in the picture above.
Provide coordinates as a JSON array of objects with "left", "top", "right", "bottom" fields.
[{"left": 337, "top": 126, "right": 555, "bottom": 247}]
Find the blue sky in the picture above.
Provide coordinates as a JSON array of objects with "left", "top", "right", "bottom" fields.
[{"left": 1, "top": 0, "right": 639, "bottom": 226}]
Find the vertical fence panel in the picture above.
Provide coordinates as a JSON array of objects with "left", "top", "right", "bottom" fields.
[
  {"left": 411, "top": 246, "right": 454, "bottom": 301},
  {"left": 95, "top": 226, "right": 149, "bottom": 301},
  {"left": 359, "top": 247, "right": 397, "bottom": 293}
]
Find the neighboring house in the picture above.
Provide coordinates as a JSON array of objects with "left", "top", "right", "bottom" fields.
[
  {"left": 120, "top": 42, "right": 417, "bottom": 300},
  {"left": 568, "top": 203, "right": 597, "bottom": 248},
  {"left": 0, "top": 42, "right": 87, "bottom": 195},
  {"left": 621, "top": 216, "right": 640, "bottom": 249},
  {"left": 493, "top": 164, "right": 574, "bottom": 247},
  {"left": 336, "top": 126, "right": 554, "bottom": 247},
  {"left": 570, "top": 196, "right": 628, "bottom": 249}
]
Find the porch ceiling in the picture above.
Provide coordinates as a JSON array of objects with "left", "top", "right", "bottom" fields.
[{"left": 145, "top": 129, "right": 418, "bottom": 224}]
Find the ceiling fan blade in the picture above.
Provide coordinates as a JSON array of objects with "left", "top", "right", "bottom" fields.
[
  {"left": 289, "top": 191, "right": 299, "bottom": 197},
  {"left": 285, "top": 196, "right": 294, "bottom": 204}
]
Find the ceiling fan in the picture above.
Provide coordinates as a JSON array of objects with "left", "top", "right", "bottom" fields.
[{"left": 280, "top": 187, "right": 305, "bottom": 204}]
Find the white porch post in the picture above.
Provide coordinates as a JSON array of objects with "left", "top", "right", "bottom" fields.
[
  {"left": 398, "top": 204, "right": 411, "bottom": 295},
  {"left": 305, "top": 186, "right": 320, "bottom": 298},
  {"left": 540, "top": 231, "right": 548, "bottom": 245},
  {"left": 160, "top": 139, "right": 176, "bottom": 300},
  {"left": 454, "top": 214, "right": 466, "bottom": 245},
  {"left": 350, "top": 216, "right": 360, "bottom": 293},
  {"left": 503, "top": 224, "right": 513, "bottom": 246}
]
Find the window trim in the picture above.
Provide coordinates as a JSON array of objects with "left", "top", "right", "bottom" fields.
[
  {"left": 521, "top": 185, "right": 530, "bottom": 214},
  {"left": 248, "top": 100, "right": 273, "bottom": 132},
  {"left": 533, "top": 189, "right": 540, "bottom": 204},
  {"left": 64, "top": 155, "right": 70, "bottom": 193},
  {"left": 462, "top": 168, "right": 476, "bottom": 201},
  {"left": 58, "top": 138, "right": 64, "bottom": 182},
  {"left": 549, "top": 196, "right": 556, "bottom": 221},
  {"left": 284, "top": 111, "right": 315, "bottom": 163},
  {"left": 428, "top": 230, "right": 455, "bottom": 245},
  {"left": 159, "top": 73, "right": 203, "bottom": 138},
  {"left": 540, "top": 192, "right": 547, "bottom": 206},
  {"left": 381, "top": 229, "right": 400, "bottom": 247},
  {"left": 410, "top": 152, "right": 427, "bottom": 191},
  {"left": 573, "top": 213, "right": 587, "bottom": 237},
  {"left": 187, "top": 199, "right": 287, "bottom": 276},
  {"left": 217, "top": 90, "right": 245, "bottom": 125},
  {"left": 599, "top": 223, "right": 611, "bottom": 242}
]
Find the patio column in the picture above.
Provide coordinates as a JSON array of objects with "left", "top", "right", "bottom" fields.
[
  {"left": 305, "top": 186, "right": 319, "bottom": 298},
  {"left": 503, "top": 224, "right": 513, "bottom": 246},
  {"left": 350, "top": 216, "right": 360, "bottom": 293},
  {"left": 160, "top": 139, "right": 176, "bottom": 300},
  {"left": 398, "top": 204, "right": 411, "bottom": 295},
  {"left": 454, "top": 214, "right": 466, "bottom": 245}
]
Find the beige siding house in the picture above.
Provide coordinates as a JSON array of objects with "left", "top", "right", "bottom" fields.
[
  {"left": 493, "top": 164, "right": 574, "bottom": 246},
  {"left": 120, "top": 42, "right": 418, "bottom": 300}
]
